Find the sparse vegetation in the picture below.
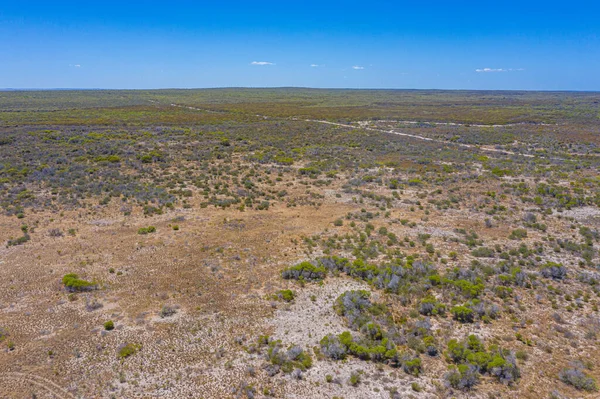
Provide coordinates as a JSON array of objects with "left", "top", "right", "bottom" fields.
[{"left": 1, "top": 89, "right": 599, "bottom": 398}]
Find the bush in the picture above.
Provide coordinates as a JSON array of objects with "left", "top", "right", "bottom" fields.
[
  {"left": 445, "top": 278, "right": 485, "bottom": 298},
  {"left": 0, "top": 327, "right": 9, "bottom": 342},
  {"left": 104, "top": 320, "right": 115, "bottom": 331},
  {"left": 559, "top": 367, "right": 598, "bottom": 392},
  {"left": 282, "top": 261, "right": 327, "bottom": 281},
  {"left": 260, "top": 339, "right": 313, "bottom": 374},
  {"left": 471, "top": 247, "right": 495, "bottom": 258},
  {"left": 256, "top": 201, "right": 270, "bottom": 210},
  {"left": 489, "top": 353, "right": 520, "bottom": 384},
  {"left": 137, "top": 226, "right": 156, "bottom": 235},
  {"left": 451, "top": 306, "right": 474, "bottom": 323},
  {"left": 402, "top": 356, "right": 422, "bottom": 376},
  {"left": 509, "top": 229, "right": 528, "bottom": 240},
  {"left": 62, "top": 273, "right": 96, "bottom": 292},
  {"left": 275, "top": 289, "right": 295, "bottom": 302},
  {"left": 6, "top": 234, "right": 30, "bottom": 247},
  {"left": 349, "top": 372, "right": 361, "bottom": 386},
  {"left": 118, "top": 343, "right": 141, "bottom": 359},
  {"left": 445, "top": 335, "right": 520, "bottom": 387},
  {"left": 446, "top": 364, "right": 480, "bottom": 390},
  {"left": 159, "top": 304, "right": 177, "bottom": 318},
  {"left": 320, "top": 334, "right": 348, "bottom": 360},
  {"left": 515, "top": 350, "right": 528, "bottom": 361},
  {"left": 419, "top": 297, "right": 446, "bottom": 316},
  {"left": 541, "top": 262, "right": 567, "bottom": 280},
  {"left": 334, "top": 290, "right": 376, "bottom": 329},
  {"left": 48, "top": 228, "right": 63, "bottom": 237}
]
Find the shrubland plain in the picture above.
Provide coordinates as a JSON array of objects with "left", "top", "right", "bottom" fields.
[{"left": 1, "top": 89, "right": 600, "bottom": 398}]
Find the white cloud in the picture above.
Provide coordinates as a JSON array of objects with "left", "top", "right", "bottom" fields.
[
  {"left": 251, "top": 61, "right": 275, "bottom": 66},
  {"left": 68, "top": 64, "right": 81, "bottom": 68},
  {"left": 310, "top": 64, "right": 319, "bottom": 67},
  {"left": 352, "top": 65, "right": 365, "bottom": 70},
  {"left": 476, "top": 67, "right": 524, "bottom": 73},
  {"left": 476, "top": 68, "right": 506, "bottom": 73}
]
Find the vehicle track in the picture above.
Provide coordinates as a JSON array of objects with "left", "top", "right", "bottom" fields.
[
  {"left": 303, "top": 118, "right": 535, "bottom": 158},
  {"left": 0, "top": 372, "right": 76, "bottom": 399},
  {"left": 162, "top": 102, "right": 597, "bottom": 161}
]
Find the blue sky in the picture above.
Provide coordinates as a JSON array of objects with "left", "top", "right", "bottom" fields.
[{"left": 1, "top": 1, "right": 599, "bottom": 90}]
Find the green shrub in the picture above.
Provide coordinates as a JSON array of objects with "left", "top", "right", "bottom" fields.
[
  {"left": 275, "top": 289, "right": 295, "bottom": 302},
  {"left": 0, "top": 327, "right": 8, "bottom": 343},
  {"left": 137, "top": 226, "right": 156, "bottom": 235},
  {"left": 349, "top": 372, "right": 361, "bottom": 386},
  {"left": 446, "top": 278, "right": 485, "bottom": 298},
  {"left": 425, "top": 243, "right": 435, "bottom": 254},
  {"left": 509, "top": 229, "right": 528, "bottom": 240},
  {"left": 118, "top": 343, "right": 141, "bottom": 359},
  {"left": 94, "top": 155, "right": 121, "bottom": 163},
  {"left": 402, "top": 357, "right": 422, "bottom": 376},
  {"left": 62, "top": 273, "right": 96, "bottom": 292},
  {"left": 282, "top": 261, "right": 327, "bottom": 281},
  {"left": 7, "top": 234, "right": 30, "bottom": 247},
  {"left": 451, "top": 306, "right": 474, "bottom": 323},
  {"left": 446, "top": 335, "right": 520, "bottom": 386},
  {"left": 515, "top": 350, "right": 528, "bottom": 361},
  {"left": 104, "top": 321, "right": 115, "bottom": 331},
  {"left": 471, "top": 247, "right": 495, "bottom": 258},
  {"left": 256, "top": 201, "right": 270, "bottom": 210},
  {"left": 419, "top": 297, "right": 446, "bottom": 316}
]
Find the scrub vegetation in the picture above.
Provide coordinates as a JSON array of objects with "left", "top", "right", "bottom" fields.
[{"left": 0, "top": 88, "right": 599, "bottom": 398}]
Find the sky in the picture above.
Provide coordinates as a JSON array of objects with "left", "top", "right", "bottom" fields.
[{"left": 1, "top": 1, "right": 599, "bottom": 90}]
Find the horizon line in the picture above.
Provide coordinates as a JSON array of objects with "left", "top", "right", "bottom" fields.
[{"left": 1, "top": 87, "right": 599, "bottom": 94}]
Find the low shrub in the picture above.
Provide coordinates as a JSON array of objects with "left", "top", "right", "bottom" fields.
[
  {"left": 446, "top": 364, "right": 480, "bottom": 390},
  {"left": 451, "top": 306, "right": 474, "bottom": 323},
  {"left": 540, "top": 262, "right": 567, "bottom": 280},
  {"left": 7, "top": 234, "right": 30, "bottom": 247},
  {"left": 282, "top": 261, "right": 327, "bottom": 281},
  {"left": 159, "top": 304, "right": 177, "bottom": 318},
  {"left": 559, "top": 366, "right": 598, "bottom": 392},
  {"left": 509, "top": 229, "right": 528, "bottom": 240},
  {"left": 259, "top": 338, "right": 313, "bottom": 375},
  {"left": 62, "top": 273, "right": 96, "bottom": 292},
  {"left": 445, "top": 335, "right": 520, "bottom": 388},
  {"left": 419, "top": 297, "right": 446, "bottom": 316},
  {"left": 471, "top": 247, "right": 495, "bottom": 258},
  {"left": 137, "top": 226, "right": 156, "bottom": 235},
  {"left": 118, "top": 343, "right": 141, "bottom": 359},
  {"left": 274, "top": 289, "right": 295, "bottom": 302}
]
